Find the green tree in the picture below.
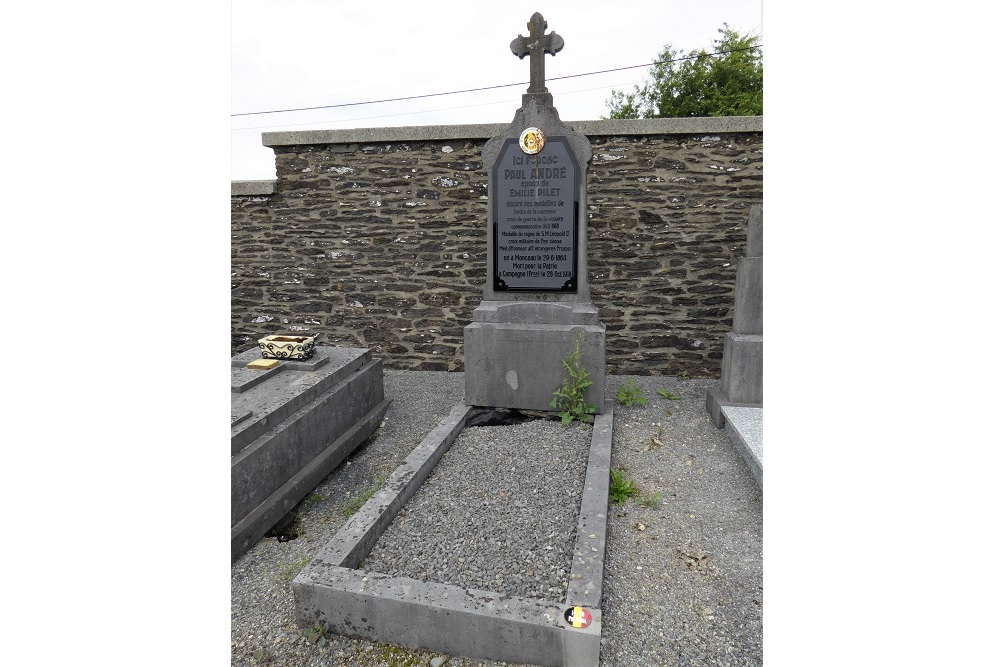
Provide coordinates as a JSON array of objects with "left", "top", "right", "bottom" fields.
[{"left": 605, "top": 24, "right": 762, "bottom": 119}]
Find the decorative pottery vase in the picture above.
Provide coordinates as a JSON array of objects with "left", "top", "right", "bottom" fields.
[{"left": 258, "top": 335, "right": 316, "bottom": 360}]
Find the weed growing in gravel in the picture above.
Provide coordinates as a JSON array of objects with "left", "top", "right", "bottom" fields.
[
  {"left": 638, "top": 491, "right": 662, "bottom": 508},
  {"left": 657, "top": 388, "right": 682, "bottom": 400},
  {"left": 610, "top": 468, "right": 639, "bottom": 504},
  {"left": 302, "top": 492, "right": 326, "bottom": 507},
  {"left": 252, "top": 646, "right": 272, "bottom": 663},
  {"left": 642, "top": 422, "right": 665, "bottom": 451},
  {"left": 275, "top": 555, "right": 311, "bottom": 583},
  {"left": 341, "top": 477, "right": 385, "bottom": 517},
  {"left": 678, "top": 370, "right": 690, "bottom": 380},
  {"left": 550, "top": 334, "right": 596, "bottom": 425},
  {"left": 616, "top": 379, "right": 648, "bottom": 407},
  {"left": 305, "top": 622, "right": 327, "bottom": 646},
  {"left": 378, "top": 644, "right": 424, "bottom": 666}
]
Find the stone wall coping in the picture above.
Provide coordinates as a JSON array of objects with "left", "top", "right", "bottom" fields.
[
  {"left": 231, "top": 180, "right": 277, "bottom": 196},
  {"left": 260, "top": 116, "right": 762, "bottom": 147}
]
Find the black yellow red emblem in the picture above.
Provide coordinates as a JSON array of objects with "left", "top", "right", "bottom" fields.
[{"left": 563, "top": 605, "right": 592, "bottom": 629}]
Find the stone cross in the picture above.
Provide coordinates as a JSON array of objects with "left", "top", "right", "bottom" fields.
[{"left": 509, "top": 12, "right": 564, "bottom": 94}]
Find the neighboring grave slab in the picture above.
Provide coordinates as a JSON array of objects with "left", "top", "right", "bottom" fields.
[
  {"left": 231, "top": 345, "right": 391, "bottom": 561},
  {"left": 721, "top": 406, "right": 762, "bottom": 489},
  {"left": 465, "top": 12, "right": 605, "bottom": 414}
]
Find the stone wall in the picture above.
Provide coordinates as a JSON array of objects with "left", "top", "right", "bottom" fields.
[{"left": 231, "top": 117, "right": 762, "bottom": 377}]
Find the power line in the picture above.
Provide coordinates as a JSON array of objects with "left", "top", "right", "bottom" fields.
[
  {"left": 231, "top": 45, "right": 760, "bottom": 118},
  {"left": 232, "top": 79, "right": 646, "bottom": 132}
]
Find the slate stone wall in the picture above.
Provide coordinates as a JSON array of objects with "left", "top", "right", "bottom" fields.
[{"left": 231, "top": 119, "right": 762, "bottom": 377}]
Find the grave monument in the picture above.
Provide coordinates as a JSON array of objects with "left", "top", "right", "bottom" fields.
[
  {"left": 464, "top": 11, "right": 606, "bottom": 414},
  {"left": 292, "top": 16, "right": 612, "bottom": 667},
  {"left": 706, "top": 203, "right": 763, "bottom": 426}
]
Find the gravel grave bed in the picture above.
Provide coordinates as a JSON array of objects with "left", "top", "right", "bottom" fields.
[
  {"left": 361, "top": 418, "right": 592, "bottom": 602},
  {"left": 231, "top": 372, "right": 762, "bottom": 667}
]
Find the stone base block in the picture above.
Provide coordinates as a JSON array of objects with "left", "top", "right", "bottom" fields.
[
  {"left": 231, "top": 345, "right": 391, "bottom": 562},
  {"left": 463, "top": 321, "right": 605, "bottom": 414},
  {"left": 719, "top": 332, "right": 762, "bottom": 405}
]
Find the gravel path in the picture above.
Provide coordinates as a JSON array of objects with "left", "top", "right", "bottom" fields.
[
  {"left": 600, "top": 376, "right": 762, "bottom": 667},
  {"left": 231, "top": 371, "right": 762, "bottom": 667}
]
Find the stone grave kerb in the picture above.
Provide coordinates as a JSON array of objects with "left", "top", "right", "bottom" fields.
[{"left": 464, "top": 12, "right": 606, "bottom": 414}]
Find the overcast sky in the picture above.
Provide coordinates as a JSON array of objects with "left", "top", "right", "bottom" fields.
[{"left": 232, "top": 0, "right": 762, "bottom": 181}]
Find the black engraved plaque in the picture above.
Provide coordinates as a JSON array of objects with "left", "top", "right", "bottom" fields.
[{"left": 493, "top": 136, "right": 579, "bottom": 291}]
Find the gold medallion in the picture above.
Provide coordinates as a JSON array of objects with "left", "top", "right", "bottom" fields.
[{"left": 519, "top": 127, "right": 545, "bottom": 154}]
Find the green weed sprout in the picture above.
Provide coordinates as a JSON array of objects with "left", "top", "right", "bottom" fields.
[{"left": 550, "top": 334, "right": 596, "bottom": 425}]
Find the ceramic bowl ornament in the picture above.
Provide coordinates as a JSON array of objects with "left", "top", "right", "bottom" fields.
[{"left": 258, "top": 334, "right": 316, "bottom": 360}]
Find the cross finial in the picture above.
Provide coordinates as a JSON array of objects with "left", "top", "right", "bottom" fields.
[{"left": 509, "top": 12, "right": 564, "bottom": 94}]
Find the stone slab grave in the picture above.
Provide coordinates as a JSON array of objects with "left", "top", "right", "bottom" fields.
[
  {"left": 463, "top": 10, "right": 606, "bottom": 415},
  {"left": 294, "top": 405, "right": 613, "bottom": 667},
  {"left": 231, "top": 344, "right": 391, "bottom": 562},
  {"left": 721, "top": 405, "right": 762, "bottom": 489},
  {"left": 293, "top": 14, "right": 613, "bottom": 666}
]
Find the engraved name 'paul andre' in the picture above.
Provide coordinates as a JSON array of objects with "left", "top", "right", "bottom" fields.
[{"left": 504, "top": 154, "right": 567, "bottom": 198}]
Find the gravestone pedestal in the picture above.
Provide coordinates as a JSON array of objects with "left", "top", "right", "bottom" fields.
[
  {"left": 707, "top": 204, "right": 763, "bottom": 427},
  {"left": 464, "top": 87, "right": 605, "bottom": 414},
  {"left": 465, "top": 301, "right": 605, "bottom": 413}
]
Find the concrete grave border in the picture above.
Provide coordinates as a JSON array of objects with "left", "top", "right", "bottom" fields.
[
  {"left": 293, "top": 404, "right": 614, "bottom": 667},
  {"left": 231, "top": 346, "right": 392, "bottom": 562}
]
